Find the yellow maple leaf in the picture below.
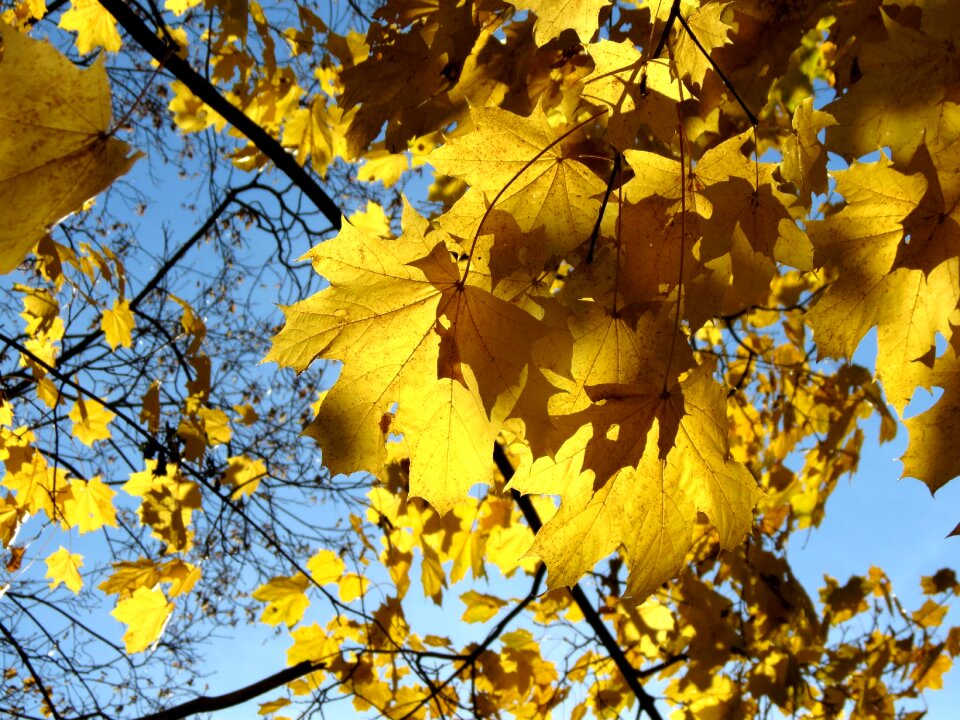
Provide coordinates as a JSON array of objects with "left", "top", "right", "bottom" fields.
[
  {"left": 59, "top": 0, "right": 122, "bottom": 54},
  {"left": 513, "top": 368, "right": 760, "bottom": 600},
  {"left": 460, "top": 589, "right": 507, "bottom": 623},
  {"left": 99, "top": 557, "right": 200, "bottom": 599},
  {"left": 0, "top": 493, "right": 22, "bottom": 547},
  {"left": 673, "top": 2, "right": 734, "bottom": 90},
  {"left": 807, "top": 154, "right": 958, "bottom": 414},
  {"left": 338, "top": 573, "right": 370, "bottom": 603},
  {"left": 17, "top": 285, "right": 61, "bottom": 339},
  {"left": 123, "top": 460, "right": 201, "bottom": 551},
  {"left": 178, "top": 406, "right": 232, "bottom": 460},
  {"left": 431, "top": 105, "right": 605, "bottom": 273},
  {"left": 825, "top": 8, "right": 959, "bottom": 164},
  {"left": 902, "top": 348, "right": 960, "bottom": 495},
  {"left": 168, "top": 79, "right": 226, "bottom": 134},
  {"left": 99, "top": 558, "right": 160, "bottom": 599},
  {"left": 306, "top": 549, "right": 345, "bottom": 585},
  {"left": 101, "top": 298, "right": 135, "bottom": 350},
  {"left": 258, "top": 698, "right": 291, "bottom": 716},
  {"left": 911, "top": 648, "right": 952, "bottom": 691},
  {"left": 781, "top": 97, "right": 836, "bottom": 205},
  {"left": 61, "top": 476, "right": 117, "bottom": 533},
  {"left": 286, "top": 623, "right": 339, "bottom": 667},
  {"left": 2, "top": 446, "right": 65, "bottom": 519},
  {"left": 221, "top": 455, "right": 267, "bottom": 499},
  {"left": 141, "top": 381, "right": 161, "bottom": 434},
  {"left": 582, "top": 40, "right": 679, "bottom": 150},
  {"left": 68, "top": 397, "right": 115, "bottom": 446},
  {"left": 507, "top": 0, "right": 608, "bottom": 45},
  {"left": 45, "top": 546, "right": 83, "bottom": 594},
  {"left": 111, "top": 586, "right": 173, "bottom": 653},
  {"left": 347, "top": 200, "right": 392, "bottom": 237},
  {"left": 252, "top": 574, "right": 310, "bottom": 627},
  {"left": 357, "top": 147, "right": 409, "bottom": 187},
  {"left": 269, "top": 201, "right": 542, "bottom": 513},
  {"left": 0, "top": 22, "right": 139, "bottom": 273}
]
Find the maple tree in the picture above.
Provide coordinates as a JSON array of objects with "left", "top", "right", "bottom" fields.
[{"left": 1, "top": 0, "right": 959, "bottom": 718}]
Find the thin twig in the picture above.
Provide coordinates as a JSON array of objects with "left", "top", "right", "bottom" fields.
[
  {"left": 98, "top": 0, "right": 342, "bottom": 226},
  {"left": 494, "top": 445, "right": 665, "bottom": 720}
]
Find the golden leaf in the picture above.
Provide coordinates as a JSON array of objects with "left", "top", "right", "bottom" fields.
[
  {"left": 61, "top": 476, "right": 117, "bottom": 533},
  {"left": 45, "top": 546, "right": 83, "bottom": 594},
  {"left": 252, "top": 574, "right": 311, "bottom": 627},
  {"left": 338, "top": 573, "right": 370, "bottom": 603},
  {"left": 430, "top": 105, "right": 606, "bottom": 271},
  {"left": 507, "top": 0, "right": 607, "bottom": 45},
  {"left": 68, "top": 398, "right": 115, "bottom": 446},
  {"left": 307, "top": 549, "right": 345, "bottom": 586},
  {"left": 58, "top": 0, "right": 122, "bottom": 54},
  {"left": 0, "top": 22, "right": 139, "bottom": 273},
  {"left": 460, "top": 589, "right": 507, "bottom": 623},
  {"left": 111, "top": 586, "right": 173, "bottom": 653},
  {"left": 101, "top": 298, "right": 135, "bottom": 350},
  {"left": 221, "top": 455, "right": 267, "bottom": 499}
]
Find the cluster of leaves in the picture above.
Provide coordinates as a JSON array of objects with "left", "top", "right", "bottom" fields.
[{"left": 1, "top": 0, "right": 959, "bottom": 719}]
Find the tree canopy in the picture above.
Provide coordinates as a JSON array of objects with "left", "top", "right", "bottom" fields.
[{"left": 0, "top": 0, "right": 959, "bottom": 718}]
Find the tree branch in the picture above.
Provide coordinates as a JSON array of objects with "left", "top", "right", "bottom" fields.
[
  {"left": 98, "top": 0, "right": 342, "bottom": 228},
  {"left": 0, "top": 619, "right": 63, "bottom": 720},
  {"left": 494, "top": 444, "right": 665, "bottom": 720},
  {"left": 131, "top": 660, "right": 322, "bottom": 720}
]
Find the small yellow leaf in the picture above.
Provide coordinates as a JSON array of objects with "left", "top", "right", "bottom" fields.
[
  {"left": 356, "top": 148, "right": 408, "bottom": 187},
  {"left": 338, "top": 573, "right": 369, "bottom": 603},
  {"left": 17, "top": 284, "right": 61, "bottom": 338},
  {"left": 306, "top": 549, "right": 344, "bottom": 585},
  {"left": 168, "top": 79, "right": 225, "bottom": 134},
  {"left": 221, "top": 455, "right": 267, "bottom": 499},
  {"left": 912, "top": 599, "right": 949, "bottom": 629},
  {"left": 165, "top": 0, "right": 203, "bottom": 15},
  {"left": 199, "top": 407, "right": 232, "bottom": 445},
  {"left": 111, "top": 586, "right": 173, "bottom": 653},
  {"left": 286, "top": 623, "right": 338, "bottom": 667},
  {"left": 101, "top": 298, "right": 135, "bottom": 350},
  {"left": 45, "top": 546, "right": 83, "bottom": 594},
  {"left": 459, "top": 590, "right": 506, "bottom": 623},
  {"left": 61, "top": 476, "right": 117, "bottom": 533},
  {"left": 68, "top": 397, "right": 115, "bottom": 446},
  {"left": 59, "top": 0, "right": 122, "bottom": 54},
  {"left": 169, "top": 294, "right": 206, "bottom": 354},
  {"left": 140, "top": 381, "right": 161, "bottom": 434},
  {"left": 347, "top": 200, "right": 392, "bottom": 237},
  {"left": 233, "top": 403, "right": 259, "bottom": 426},
  {"left": 912, "top": 649, "right": 952, "bottom": 691},
  {"left": 252, "top": 574, "right": 310, "bottom": 627},
  {"left": 0, "top": 493, "right": 23, "bottom": 547},
  {"left": 258, "top": 698, "right": 291, "bottom": 715}
]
